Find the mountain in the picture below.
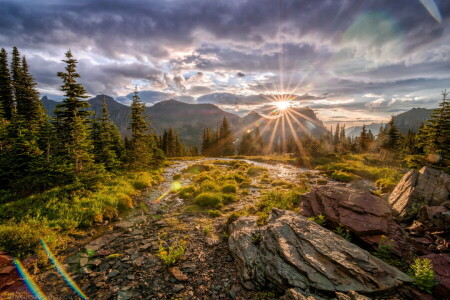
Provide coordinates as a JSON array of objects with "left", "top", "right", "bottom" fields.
[
  {"left": 345, "top": 108, "right": 434, "bottom": 138},
  {"left": 40, "top": 96, "right": 327, "bottom": 147}
]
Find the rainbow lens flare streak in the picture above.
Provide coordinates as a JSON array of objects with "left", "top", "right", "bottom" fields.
[
  {"left": 40, "top": 239, "right": 89, "bottom": 300},
  {"left": 13, "top": 259, "right": 48, "bottom": 300}
]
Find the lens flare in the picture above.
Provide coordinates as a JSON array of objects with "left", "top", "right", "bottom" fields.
[
  {"left": 171, "top": 181, "right": 182, "bottom": 191},
  {"left": 274, "top": 101, "right": 291, "bottom": 111},
  {"left": 40, "top": 239, "right": 89, "bottom": 300},
  {"left": 14, "top": 259, "right": 48, "bottom": 300}
]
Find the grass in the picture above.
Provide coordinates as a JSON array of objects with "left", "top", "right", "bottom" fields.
[
  {"left": 0, "top": 170, "right": 163, "bottom": 259},
  {"left": 314, "top": 153, "right": 403, "bottom": 189},
  {"left": 194, "top": 192, "right": 223, "bottom": 208},
  {"left": 256, "top": 186, "right": 308, "bottom": 214}
]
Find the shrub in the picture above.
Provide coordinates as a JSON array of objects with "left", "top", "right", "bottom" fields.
[
  {"left": 221, "top": 184, "right": 237, "bottom": 194},
  {"left": 247, "top": 166, "right": 266, "bottom": 176},
  {"left": 257, "top": 188, "right": 304, "bottom": 212},
  {"left": 308, "top": 215, "right": 326, "bottom": 226},
  {"left": 334, "top": 226, "right": 351, "bottom": 241},
  {"left": 200, "top": 181, "right": 220, "bottom": 192},
  {"left": 207, "top": 210, "right": 222, "bottom": 218},
  {"left": 178, "top": 185, "right": 196, "bottom": 199},
  {"left": 194, "top": 192, "right": 223, "bottom": 208},
  {"left": 329, "top": 170, "right": 358, "bottom": 182},
  {"left": 226, "top": 211, "right": 246, "bottom": 225},
  {"left": 372, "top": 236, "right": 394, "bottom": 260},
  {"left": 117, "top": 194, "right": 133, "bottom": 212},
  {"left": 157, "top": 240, "right": 187, "bottom": 266},
  {"left": 222, "top": 193, "right": 237, "bottom": 204},
  {"left": 193, "top": 173, "right": 213, "bottom": 183},
  {"left": 410, "top": 258, "right": 437, "bottom": 294}
]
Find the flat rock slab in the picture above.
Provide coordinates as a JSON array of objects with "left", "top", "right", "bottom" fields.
[
  {"left": 229, "top": 209, "right": 412, "bottom": 296},
  {"left": 85, "top": 232, "right": 123, "bottom": 251}
]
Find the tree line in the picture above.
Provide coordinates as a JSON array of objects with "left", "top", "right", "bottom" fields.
[{"left": 0, "top": 48, "right": 165, "bottom": 200}]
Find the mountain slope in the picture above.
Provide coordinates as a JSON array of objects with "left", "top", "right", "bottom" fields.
[
  {"left": 40, "top": 96, "right": 327, "bottom": 147},
  {"left": 345, "top": 108, "right": 433, "bottom": 138}
]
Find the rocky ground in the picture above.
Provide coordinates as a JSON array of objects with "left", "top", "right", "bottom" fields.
[{"left": 1, "top": 160, "right": 449, "bottom": 299}]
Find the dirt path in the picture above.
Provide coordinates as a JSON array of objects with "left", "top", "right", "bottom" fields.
[{"left": 37, "top": 159, "right": 312, "bottom": 300}]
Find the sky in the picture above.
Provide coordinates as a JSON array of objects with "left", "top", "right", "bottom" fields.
[{"left": 1, "top": 0, "right": 449, "bottom": 127}]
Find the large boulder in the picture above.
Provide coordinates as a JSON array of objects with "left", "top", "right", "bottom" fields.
[
  {"left": 420, "top": 253, "right": 450, "bottom": 297},
  {"left": 388, "top": 167, "right": 450, "bottom": 222},
  {"left": 228, "top": 209, "right": 412, "bottom": 297},
  {"left": 299, "top": 185, "right": 411, "bottom": 255}
]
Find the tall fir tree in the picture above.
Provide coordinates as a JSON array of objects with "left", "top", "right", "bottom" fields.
[
  {"left": 54, "top": 50, "right": 94, "bottom": 172},
  {"left": 219, "top": 117, "right": 234, "bottom": 156},
  {"left": 16, "top": 56, "right": 46, "bottom": 132},
  {"left": 0, "top": 48, "right": 14, "bottom": 120},
  {"left": 417, "top": 90, "right": 450, "bottom": 165}
]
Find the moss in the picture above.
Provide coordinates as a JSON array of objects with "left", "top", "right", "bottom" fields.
[
  {"left": 329, "top": 170, "right": 359, "bottom": 182},
  {"left": 207, "top": 210, "right": 222, "bottom": 218},
  {"left": 221, "top": 184, "right": 238, "bottom": 194},
  {"left": 194, "top": 192, "right": 223, "bottom": 208},
  {"left": 222, "top": 193, "right": 237, "bottom": 204}
]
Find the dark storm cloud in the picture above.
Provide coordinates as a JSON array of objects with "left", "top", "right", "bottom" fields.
[{"left": 0, "top": 0, "right": 449, "bottom": 119}]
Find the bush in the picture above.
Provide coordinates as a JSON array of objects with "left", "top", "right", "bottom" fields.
[
  {"left": 157, "top": 240, "right": 187, "bottom": 266},
  {"left": 200, "top": 181, "right": 220, "bottom": 192},
  {"left": 222, "top": 193, "right": 237, "bottom": 204},
  {"left": 194, "top": 192, "right": 223, "bottom": 208},
  {"left": 221, "top": 184, "right": 237, "bottom": 194},
  {"left": 178, "top": 185, "right": 196, "bottom": 199},
  {"left": 257, "top": 188, "right": 305, "bottom": 212},
  {"left": 372, "top": 236, "right": 394, "bottom": 260},
  {"left": 207, "top": 210, "right": 222, "bottom": 218},
  {"left": 308, "top": 215, "right": 326, "bottom": 226},
  {"left": 329, "top": 170, "right": 358, "bottom": 182},
  {"left": 247, "top": 166, "right": 266, "bottom": 176},
  {"left": 410, "top": 258, "right": 437, "bottom": 294},
  {"left": 117, "top": 194, "right": 133, "bottom": 212}
]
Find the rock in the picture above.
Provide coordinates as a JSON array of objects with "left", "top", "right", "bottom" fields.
[
  {"left": 172, "top": 283, "right": 185, "bottom": 293},
  {"left": 420, "top": 253, "right": 450, "bottom": 297},
  {"left": 300, "top": 185, "right": 411, "bottom": 255},
  {"left": 108, "top": 270, "right": 120, "bottom": 278},
  {"left": 335, "top": 291, "right": 371, "bottom": 300},
  {"left": 417, "top": 205, "right": 450, "bottom": 228},
  {"left": 280, "top": 288, "right": 317, "bottom": 300},
  {"left": 228, "top": 209, "right": 412, "bottom": 295},
  {"left": 168, "top": 267, "right": 188, "bottom": 281},
  {"left": 388, "top": 167, "right": 450, "bottom": 221},
  {"left": 85, "top": 232, "right": 122, "bottom": 251},
  {"left": 79, "top": 257, "right": 89, "bottom": 267}
]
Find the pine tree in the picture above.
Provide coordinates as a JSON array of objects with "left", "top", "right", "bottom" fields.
[
  {"left": 201, "top": 128, "right": 212, "bottom": 156},
  {"left": 92, "top": 97, "right": 123, "bottom": 170},
  {"left": 219, "top": 117, "right": 234, "bottom": 156},
  {"left": 358, "top": 125, "right": 369, "bottom": 152},
  {"left": 0, "top": 48, "right": 14, "bottom": 120},
  {"left": 16, "top": 56, "right": 46, "bottom": 132},
  {"left": 127, "top": 88, "right": 164, "bottom": 169},
  {"left": 385, "top": 116, "right": 401, "bottom": 152},
  {"left": 254, "top": 127, "right": 264, "bottom": 154},
  {"left": 54, "top": 50, "right": 94, "bottom": 172},
  {"left": 417, "top": 90, "right": 450, "bottom": 164}
]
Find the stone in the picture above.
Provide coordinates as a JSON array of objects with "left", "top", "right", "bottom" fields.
[
  {"left": 85, "top": 232, "right": 123, "bottom": 251},
  {"left": 168, "top": 267, "right": 188, "bottom": 282},
  {"left": 108, "top": 270, "right": 120, "bottom": 278},
  {"left": 280, "top": 288, "right": 317, "bottom": 300},
  {"left": 172, "top": 284, "right": 185, "bottom": 293},
  {"left": 79, "top": 257, "right": 89, "bottom": 267},
  {"left": 388, "top": 167, "right": 450, "bottom": 221},
  {"left": 300, "top": 185, "right": 411, "bottom": 255},
  {"left": 228, "top": 209, "right": 412, "bottom": 295},
  {"left": 417, "top": 205, "right": 449, "bottom": 228}
]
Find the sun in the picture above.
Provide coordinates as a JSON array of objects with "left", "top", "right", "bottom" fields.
[{"left": 274, "top": 101, "right": 291, "bottom": 111}]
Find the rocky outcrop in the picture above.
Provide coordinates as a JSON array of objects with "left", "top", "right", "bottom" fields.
[
  {"left": 228, "top": 209, "right": 412, "bottom": 297},
  {"left": 300, "top": 185, "right": 411, "bottom": 255},
  {"left": 388, "top": 167, "right": 450, "bottom": 222}
]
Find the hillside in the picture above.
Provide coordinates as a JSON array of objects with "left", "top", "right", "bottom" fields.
[
  {"left": 345, "top": 108, "right": 433, "bottom": 138},
  {"left": 41, "top": 96, "right": 327, "bottom": 146}
]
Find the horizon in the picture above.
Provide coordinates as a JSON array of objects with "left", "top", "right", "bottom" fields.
[{"left": 1, "top": 0, "right": 449, "bottom": 128}]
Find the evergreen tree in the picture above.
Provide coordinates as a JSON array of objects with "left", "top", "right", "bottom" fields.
[
  {"left": 16, "top": 56, "right": 46, "bottom": 132},
  {"left": 417, "top": 90, "right": 450, "bottom": 164},
  {"left": 385, "top": 116, "right": 401, "bottom": 152},
  {"left": 0, "top": 48, "right": 14, "bottom": 120},
  {"left": 54, "top": 50, "right": 94, "bottom": 172},
  {"left": 254, "top": 127, "right": 264, "bottom": 154},
  {"left": 92, "top": 97, "right": 123, "bottom": 170},
  {"left": 219, "top": 117, "right": 234, "bottom": 156},
  {"left": 127, "top": 88, "right": 164, "bottom": 169},
  {"left": 238, "top": 131, "right": 255, "bottom": 155},
  {"left": 358, "top": 125, "right": 369, "bottom": 152},
  {"left": 201, "top": 128, "right": 212, "bottom": 156},
  {"left": 10, "top": 47, "right": 22, "bottom": 103}
]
